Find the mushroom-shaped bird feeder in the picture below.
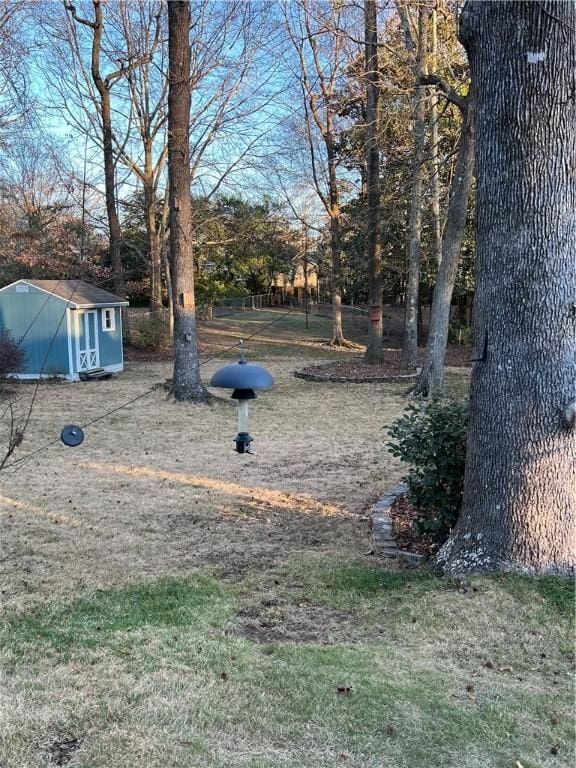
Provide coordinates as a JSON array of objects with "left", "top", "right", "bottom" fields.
[{"left": 210, "top": 355, "right": 274, "bottom": 453}]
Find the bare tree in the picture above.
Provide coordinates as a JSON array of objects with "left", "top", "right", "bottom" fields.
[
  {"left": 429, "top": 3, "right": 442, "bottom": 268},
  {"left": 62, "top": 0, "right": 136, "bottom": 296},
  {"left": 439, "top": 0, "right": 575, "bottom": 574},
  {"left": 112, "top": 1, "right": 165, "bottom": 312},
  {"left": 38, "top": 0, "right": 281, "bottom": 318},
  {"left": 168, "top": 1, "right": 283, "bottom": 316},
  {"left": 397, "top": 0, "right": 429, "bottom": 370},
  {"left": 411, "top": 82, "right": 474, "bottom": 397},
  {"left": 32, "top": 2, "right": 165, "bottom": 304},
  {"left": 0, "top": 0, "right": 28, "bottom": 145},
  {"left": 0, "top": 136, "right": 73, "bottom": 233},
  {"left": 167, "top": 0, "right": 208, "bottom": 402},
  {"left": 363, "top": 0, "right": 383, "bottom": 363},
  {"left": 283, "top": 0, "right": 355, "bottom": 347}
]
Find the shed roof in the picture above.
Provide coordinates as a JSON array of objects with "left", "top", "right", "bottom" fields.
[{"left": 4, "top": 280, "right": 129, "bottom": 307}]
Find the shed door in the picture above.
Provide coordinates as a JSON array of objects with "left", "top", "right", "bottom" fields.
[{"left": 76, "top": 310, "right": 100, "bottom": 371}]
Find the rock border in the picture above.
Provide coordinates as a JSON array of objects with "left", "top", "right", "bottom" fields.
[
  {"left": 370, "top": 482, "right": 425, "bottom": 564},
  {"left": 294, "top": 370, "right": 418, "bottom": 384}
]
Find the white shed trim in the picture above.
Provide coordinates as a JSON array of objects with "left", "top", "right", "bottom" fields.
[{"left": 66, "top": 308, "right": 74, "bottom": 375}]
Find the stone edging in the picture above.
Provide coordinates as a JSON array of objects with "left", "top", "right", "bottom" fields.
[
  {"left": 370, "top": 482, "right": 425, "bottom": 564},
  {"left": 294, "top": 370, "right": 418, "bottom": 384}
]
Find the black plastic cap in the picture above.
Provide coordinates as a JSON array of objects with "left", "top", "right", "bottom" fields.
[
  {"left": 234, "top": 432, "right": 253, "bottom": 454},
  {"left": 231, "top": 388, "right": 256, "bottom": 400}
]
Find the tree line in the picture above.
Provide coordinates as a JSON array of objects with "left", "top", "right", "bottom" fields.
[{"left": 0, "top": 0, "right": 476, "bottom": 390}]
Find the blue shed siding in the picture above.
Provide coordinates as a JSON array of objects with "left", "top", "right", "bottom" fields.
[
  {"left": 96, "top": 307, "right": 123, "bottom": 367},
  {"left": 0, "top": 285, "right": 70, "bottom": 375},
  {"left": 0, "top": 282, "right": 125, "bottom": 378}
]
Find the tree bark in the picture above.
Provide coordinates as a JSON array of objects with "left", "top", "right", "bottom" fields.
[
  {"left": 326, "top": 116, "right": 348, "bottom": 347},
  {"left": 144, "top": 169, "right": 163, "bottom": 315},
  {"left": 439, "top": 0, "right": 576, "bottom": 574},
  {"left": 364, "top": 0, "right": 384, "bottom": 364},
  {"left": 330, "top": 209, "right": 348, "bottom": 347},
  {"left": 163, "top": 243, "right": 174, "bottom": 337},
  {"left": 167, "top": 0, "right": 208, "bottom": 402},
  {"left": 411, "top": 92, "right": 475, "bottom": 397},
  {"left": 402, "top": 6, "right": 429, "bottom": 370},
  {"left": 429, "top": 6, "right": 442, "bottom": 268}
]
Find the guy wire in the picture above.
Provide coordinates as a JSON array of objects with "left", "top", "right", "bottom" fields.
[{"left": 2, "top": 307, "right": 294, "bottom": 471}]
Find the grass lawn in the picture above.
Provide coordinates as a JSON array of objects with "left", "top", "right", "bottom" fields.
[{"left": 0, "top": 311, "right": 573, "bottom": 767}]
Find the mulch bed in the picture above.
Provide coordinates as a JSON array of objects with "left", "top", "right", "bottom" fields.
[
  {"left": 295, "top": 346, "right": 471, "bottom": 383},
  {"left": 388, "top": 493, "right": 438, "bottom": 558}
]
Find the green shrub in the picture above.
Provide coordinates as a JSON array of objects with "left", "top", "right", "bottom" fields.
[
  {"left": 447, "top": 320, "right": 473, "bottom": 346},
  {"left": 387, "top": 398, "right": 468, "bottom": 544},
  {"left": 131, "top": 316, "right": 171, "bottom": 351}
]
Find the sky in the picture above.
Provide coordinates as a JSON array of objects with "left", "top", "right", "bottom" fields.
[{"left": 15, "top": 0, "right": 366, "bottom": 235}]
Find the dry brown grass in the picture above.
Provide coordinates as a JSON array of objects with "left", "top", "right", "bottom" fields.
[
  {"left": 0, "top": 312, "right": 409, "bottom": 609},
  {"left": 0, "top": 312, "right": 572, "bottom": 768}
]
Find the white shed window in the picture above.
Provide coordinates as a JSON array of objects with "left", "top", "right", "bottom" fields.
[{"left": 102, "top": 308, "right": 116, "bottom": 332}]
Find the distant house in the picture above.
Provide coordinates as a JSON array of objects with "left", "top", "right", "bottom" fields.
[
  {"left": 0, "top": 279, "right": 128, "bottom": 380},
  {"left": 272, "top": 255, "right": 319, "bottom": 302}
]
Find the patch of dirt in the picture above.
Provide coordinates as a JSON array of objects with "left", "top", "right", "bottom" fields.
[
  {"left": 48, "top": 738, "right": 81, "bottom": 765},
  {"left": 206, "top": 549, "right": 289, "bottom": 582},
  {"left": 388, "top": 493, "right": 438, "bottom": 558},
  {"left": 230, "top": 602, "right": 356, "bottom": 644},
  {"left": 295, "top": 346, "right": 471, "bottom": 382}
]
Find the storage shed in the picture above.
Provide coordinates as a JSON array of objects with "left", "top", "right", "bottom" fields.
[{"left": 0, "top": 279, "right": 129, "bottom": 380}]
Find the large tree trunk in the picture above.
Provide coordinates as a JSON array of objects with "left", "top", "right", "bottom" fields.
[
  {"left": 411, "top": 93, "right": 475, "bottom": 397},
  {"left": 167, "top": 0, "right": 208, "bottom": 402},
  {"left": 363, "top": 0, "right": 384, "bottom": 364},
  {"left": 402, "top": 7, "right": 429, "bottom": 370},
  {"left": 439, "top": 1, "right": 576, "bottom": 575}
]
